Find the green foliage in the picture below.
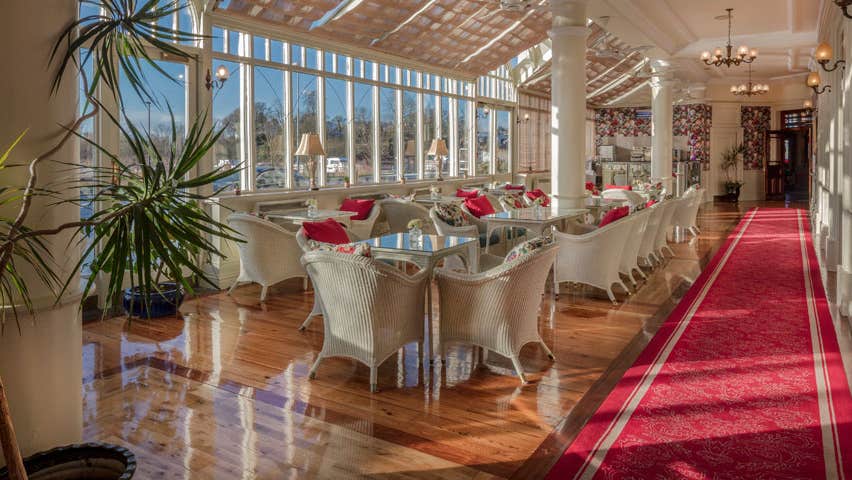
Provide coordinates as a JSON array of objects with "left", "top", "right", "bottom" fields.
[{"left": 720, "top": 143, "right": 745, "bottom": 184}]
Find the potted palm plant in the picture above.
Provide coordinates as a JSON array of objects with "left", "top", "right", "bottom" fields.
[
  {"left": 0, "top": 1, "right": 241, "bottom": 478},
  {"left": 720, "top": 143, "right": 745, "bottom": 202}
]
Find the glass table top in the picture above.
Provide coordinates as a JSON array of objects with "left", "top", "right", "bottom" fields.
[
  {"left": 485, "top": 207, "right": 588, "bottom": 221},
  {"left": 413, "top": 195, "right": 463, "bottom": 204},
  {"left": 266, "top": 209, "right": 352, "bottom": 221},
  {"left": 361, "top": 233, "right": 476, "bottom": 253}
]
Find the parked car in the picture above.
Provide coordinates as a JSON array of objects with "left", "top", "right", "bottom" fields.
[{"left": 326, "top": 157, "right": 347, "bottom": 174}]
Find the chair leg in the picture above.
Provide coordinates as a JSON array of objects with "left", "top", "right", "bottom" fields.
[
  {"left": 635, "top": 266, "right": 648, "bottom": 280},
  {"left": 260, "top": 285, "right": 269, "bottom": 302},
  {"left": 482, "top": 348, "right": 489, "bottom": 364},
  {"left": 552, "top": 275, "right": 560, "bottom": 299},
  {"left": 308, "top": 354, "right": 323, "bottom": 379},
  {"left": 227, "top": 281, "right": 240, "bottom": 295},
  {"left": 539, "top": 340, "right": 555, "bottom": 360},
  {"left": 370, "top": 366, "right": 378, "bottom": 393},
  {"left": 298, "top": 313, "right": 315, "bottom": 331},
  {"left": 510, "top": 356, "right": 528, "bottom": 385},
  {"left": 617, "top": 280, "right": 632, "bottom": 296},
  {"left": 664, "top": 245, "right": 675, "bottom": 256},
  {"left": 302, "top": 276, "right": 308, "bottom": 291},
  {"left": 606, "top": 287, "right": 617, "bottom": 305}
]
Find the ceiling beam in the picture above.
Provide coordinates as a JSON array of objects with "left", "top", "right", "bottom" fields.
[
  {"left": 370, "top": 0, "right": 439, "bottom": 46},
  {"left": 309, "top": 0, "right": 364, "bottom": 31},
  {"left": 455, "top": 0, "right": 547, "bottom": 68}
]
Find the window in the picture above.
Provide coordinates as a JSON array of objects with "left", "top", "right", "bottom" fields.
[
  {"left": 457, "top": 99, "right": 470, "bottom": 176},
  {"left": 379, "top": 87, "right": 398, "bottom": 182},
  {"left": 353, "top": 82, "right": 373, "bottom": 184},
  {"left": 212, "top": 60, "right": 241, "bottom": 191},
  {"left": 254, "top": 66, "right": 286, "bottom": 189},
  {"left": 402, "top": 91, "right": 418, "bottom": 180},
  {"left": 495, "top": 109, "right": 511, "bottom": 174},
  {"left": 476, "top": 106, "right": 491, "bottom": 175},
  {"left": 440, "top": 96, "right": 451, "bottom": 178},
  {"left": 423, "top": 94, "right": 437, "bottom": 179},
  {"left": 325, "top": 77, "right": 348, "bottom": 186},
  {"left": 292, "top": 72, "right": 318, "bottom": 189}
]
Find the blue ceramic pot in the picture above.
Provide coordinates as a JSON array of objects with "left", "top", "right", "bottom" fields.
[{"left": 122, "top": 282, "right": 184, "bottom": 318}]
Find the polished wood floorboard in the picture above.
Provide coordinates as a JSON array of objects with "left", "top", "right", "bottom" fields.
[{"left": 82, "top": 202, "right": 789, "bottom": 479}]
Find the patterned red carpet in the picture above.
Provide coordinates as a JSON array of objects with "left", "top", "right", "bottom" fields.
[{"left": 547, "top": 208, "right": 852, "bottom": 479}]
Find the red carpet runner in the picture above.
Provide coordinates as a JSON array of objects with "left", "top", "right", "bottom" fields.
[{"left": 547, "top": 208, "right": 852, "bottom": 479}]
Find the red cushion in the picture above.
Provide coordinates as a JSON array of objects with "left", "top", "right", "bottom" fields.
[
  {"left": 302, "top": 218, "right": 350, "bottom": 245},
  {"left": 646, "top": 200, "right": 657, "bottom": 208},
  {"left": 456, "top": 189, "right": 479, "bottom": 199},
  {"left": 605, "top": 184, "right": 633, "bottom": 191},
  {"left": 464, "top": 195, "right": 495, "bottom": 217},
  {"left": 598, "top": 206, "right": 630, "bottom": 228},
  {"left": 585, "top": 182, "right": 596, "bottom": 192},
  {"left": 525, "top": 189, "right": 550, "bottom": 207},
  {"left": 340, "top": 198, "right": 375, "bottom": 221},
  {"left": 505, "top": 184, "right": 525, "bottom": 190}
]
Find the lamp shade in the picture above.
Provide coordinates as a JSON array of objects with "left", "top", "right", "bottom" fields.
[
  {"left": 404, "top": 140, "right": 417, "bottom": 156},
  {"left": 426, "top": 138, "right": 449, "bottom": 156},
  {"left": 295, "top": 133, "right": 325, "bottom": 156},
  {"left": 804, "top": 99, "right": 814, "bottom": 109},
  {"left": 807, "top": 71, "right": 822, "bottom": 87},
  {"left": 815, "top": 42, "right": 834, "bottom": 62}
]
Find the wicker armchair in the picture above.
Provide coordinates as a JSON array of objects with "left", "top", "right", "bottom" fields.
[
  {"left": 638, "top": 202, "right": 665, "bottom": 266},
  {"left": 379, "top": 198, "right": 433, "bottom": 234},
  {"left": 435, "top": 244, "right": 559, "bottom": 384},
  {"left": 602, "top": 188, "right": 646, "bottom": 209},
  {"left": 428, "top": 207, "right": 502, "bottom": 272},
  {"left": 226, "top": 213, "right": 307, "bottom": 302},
  {"left": 552, "top": 215, "right": 634, "bottom": 303},
  {"left": 345, "top": 202, "right": 382, "bottom": 239},
  {"left": 653, "top": 199, "right": 680, "bottom": 260},
  {"left": 618, "top": 208, "right": 651, "bottom": 287},
  {"left": 301, "top": 251, "right": 428, "bottom": 392},
  {"left": 671, "top": 188, "right": 704, "bottom": 236}
]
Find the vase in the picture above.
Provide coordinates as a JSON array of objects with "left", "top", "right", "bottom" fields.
[
  {"left": 307, "top": 204, "right": 318, "bottom": 218},
  {"left": 0, "top": 443, "right": 136, "bottom": 480},
  {"left": 409, "top": 227, "right": 422, "bottom": 248}
]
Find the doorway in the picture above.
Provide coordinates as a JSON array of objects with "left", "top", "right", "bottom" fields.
[{"left": 765, "top": 109, "right": 812, "bottom": 202}]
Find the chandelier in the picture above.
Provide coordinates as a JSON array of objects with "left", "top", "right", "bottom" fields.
[
  {"left": 700, "top": 9, "right": 757, "bottom": 68},
  {"left": 730, "top": 65, "right": 769, "bottom": 97}
]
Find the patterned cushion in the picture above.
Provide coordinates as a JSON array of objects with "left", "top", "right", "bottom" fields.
[
  {"left": 434, "top": 202, "right": 469, "bottom": 227},
  {"left": 501, "top": 193, "right": 525, "bottom": 209},
  {"left": 309, "top": 241, "right": 371, "bottom": 257},
  {"left": 525, "top": 189, "right": 550, "bottom": 206},
  {"left": 598, "top": 206, "right": 630, "bottom": 227},
  {"left": 504, "top": 229, "right": 554, "bottom": 263}
]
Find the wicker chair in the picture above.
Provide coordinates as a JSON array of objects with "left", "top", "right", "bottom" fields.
[
  {"left": 379, "top": 198, "right": 433, "bottom": 234},
  {"left": 653, "top": 199, "right": 680, "bottom": 260},
  {"left": 552, "top": 215, "right": 634, "bottom": 303},
  {"left": 617, "top": 208, "right": 651, "bottom": 288},
  {"left": 638, "top": 202, "right": 665, "bottom": 266},
  {"left": 671, "top": 188, "right": 704, "bottom": 236},
  {"left": 301, "top": 250, "right": 428, "bottom": 392},
  {"left": 435, "top": 244, "right": 559, "bottom": 384},
  {"left": 428, "top": 207, "right": 502, "bottom": 272},
  {"left": 345, "top": 202, "right": 381, "bottom": 239},
  {"left": 226, "top": 213, "right": 307, "bottom": 302},
  {"left": 602, "top": 188, "right": 646, "bottom": 209}
]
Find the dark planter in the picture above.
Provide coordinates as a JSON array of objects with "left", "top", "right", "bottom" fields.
[
  {"left": 122, "top": 282, "right": 184, "bottom": 318},
  {"left": 0, "top": 443, "right": 136, "bottom": 480},
  {"left": 724, "top": 183, "right": 742, "bottom": 203}
]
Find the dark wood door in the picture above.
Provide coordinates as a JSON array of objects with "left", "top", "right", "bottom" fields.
[{"left": 764, "top": 130, "right": 790, "bottom": 200}]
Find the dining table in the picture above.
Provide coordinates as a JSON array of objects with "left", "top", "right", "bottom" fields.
[{"left": 482, "top": 206, "right": 589, "bottom": 253}]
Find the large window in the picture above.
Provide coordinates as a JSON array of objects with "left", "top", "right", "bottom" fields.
[
  {"left": 402, "top": 91, "right": 418, "bottom": 180},
  {"left": 423, "top": 94, "right": 437, "bottom": 179},
  {"left": 212, "top": 60, "right": 240, "bottom": 191},
  {"left": 457, "top": 99, "right": 471, "bottom": 176},
  {"left": 476, "top": 106, "right": 491, "bottom": 175},
  {"left": 496, "top": 109, "right": 511, "bottom": 174},
  {"left": 292, "top": 72, "right": 318, "bottom": 189},
  {"left": 254, "top": 66, "right": 286, "bottom": 189},
  {"left": 440, "top": 96, "right": 451, "bottom": 178},
  {"left": 325, "top": 77, "right": 348, "bottom": 186},
  {"left": 379, "top": 87, "right": 398, "bottom": 183},
  {"left": 353, "top": 82, "right": 373, "bottom": 184}
]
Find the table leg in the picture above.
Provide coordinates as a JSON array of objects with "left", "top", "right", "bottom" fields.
[{"left": 484, "top": 224, "right": 494, "bottom": 254}]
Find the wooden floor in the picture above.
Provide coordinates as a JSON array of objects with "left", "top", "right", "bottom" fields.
[{"left": 82, "top": 202, "right": 771, "bottom": 479}]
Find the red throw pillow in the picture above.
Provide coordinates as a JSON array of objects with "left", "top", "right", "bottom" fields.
[
  {"left": 585, "top": 182, "right": 596, "bottom": 192},
  {"left": 598, "top": 206, "right": 630, "bottom": 228},
  {"left": 302, "top": 218, "right": 350, "bottom": 245},
  {"left": 605, "top": 184, "right": 633, "bottom": 191},
  {"left": 340, "top": 198, "right": 375, "bottom": 221},
  {"left": 456, "top": 189, "right": 479, "bottom": 199},
  {"left": 646, "top": 200, "right": 657, "bottom": 208},
  {"left": 525, "top": 188, "right": 550, "bottom": 207},
  {"left": 464, "top": 195, "right": 495, "bottom": 217},
  {"left": 505, "top": 184, "right": 525, "bottom": 190}
]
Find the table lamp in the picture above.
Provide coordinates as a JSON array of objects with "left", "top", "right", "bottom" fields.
[
  {"left": 295, "top": 133, "right": 325, "bottom": 190},
  {"left": 427, "top": 138, "right": 449, "bottom": 181}
]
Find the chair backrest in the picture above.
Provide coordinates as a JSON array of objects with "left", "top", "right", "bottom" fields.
[
  {"left": 227, "top": 213, "right": 303, "bottom": 282},
  {"left": 638, "top": 202, "right": 664, "bottom": 259},
  {"left": 654, "top": 199, "right": 679, "bottom": 248},
  {"left": 618, "top": 208, "right": 650, "bottom": 273},
  {"left": 379, "top": 198, "right": 431, "bottom": 233},
  {"left": 602, "top": 188, "right": 645, "bottom": 208}
]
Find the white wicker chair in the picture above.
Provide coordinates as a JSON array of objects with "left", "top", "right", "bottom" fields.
[
  {"left": 344, "top": 202, "right": 381, "bottom": 239},
  {"left": 429, "top": 207, "right": 502, "bottom": 272},
  {"left": 552, "top": 215, "right": 634, "bottom": 303},
  {"left": 653, "top": 199, "right": 680, "bottom": 260},
  {"left": 226, "top": 213, "right": 307, "bottom": 302},
  {"left": 379, "top": 198, "right": 433, "bottom": 234},
  {"left": 301, "top": 250, "right": 428, "bottom": 392},
  {"left": 671, "top": 188, "right": 704, "bottom": 236},
  {"left": 602, "top": 188, "right": 646, "bottom": 209},
  {"left": 435, "top": 244, "right": 559, "bottom": 384},
  {"left": 637, "top": 202, "right": 665, "bottom": 266},
  {"left": 618, "top": 208, "right": 651, "bottom": 288}
]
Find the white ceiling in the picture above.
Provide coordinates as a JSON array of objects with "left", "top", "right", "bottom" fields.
[{"left": 586, "top": 0, "right": 821, "bottom": 105}]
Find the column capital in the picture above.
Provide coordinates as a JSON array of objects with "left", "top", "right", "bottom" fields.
[{"left": 649, "top": 77, "right": 676, "bottom": 89}]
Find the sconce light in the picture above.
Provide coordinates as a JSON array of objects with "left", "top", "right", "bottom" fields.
[
  {"left": 205, "top": 65, "right": 230, "bottom": 91},
  {"left": 476, "top": 105, "right": 490, "bottom": 119},
  {"left": 517, "top": 112, "right": 530, "bottom": 124},
  {"left": 834, "top": 0, "right": 852, "bottom": 19},
  {"left": 814, "top": 42, "right": 846, "bottom": 72},
  {"left": 807, "top": 71, "right": 831, "bottom": 95},
  {"left": 803, "top": 99, "right": 814, "bottom": 110}
]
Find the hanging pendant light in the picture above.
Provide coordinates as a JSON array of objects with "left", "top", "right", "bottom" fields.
[
  {"left": 700, "top": 9, "right": 757, "bottom": 68},
  {"left": 730, "top": 64, "right": 769, "bottom": 97}
]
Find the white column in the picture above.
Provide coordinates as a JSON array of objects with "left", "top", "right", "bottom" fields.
[
  {"left": 650, "top": 70, "right": 674, "bottom": 193},
  {"left": 838, "top": 27, "right": 852, "bottom": 316},
  {"left": 550, "top": 0, "right": 588, "bottom": 209},
  {"left": 0, "top": 0, "right": 83, "bottom": 465}
]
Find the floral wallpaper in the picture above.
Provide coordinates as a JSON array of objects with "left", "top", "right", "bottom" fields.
[
  {"left": 595, "top": 104, "right": 712, "bottom": 170},
  {"left": 741, "top": 106, "right": 771, "bottom": 170}
]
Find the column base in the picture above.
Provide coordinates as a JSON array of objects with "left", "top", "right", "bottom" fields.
[
  {"left": 551, "top": 194, "right": 587, "bottom": 210},
  {"left": 825, "top": 236, "right": 840, "bottom": 272},
  {"left": 838, "top": 266, "right": 852, "bottom": 316}
]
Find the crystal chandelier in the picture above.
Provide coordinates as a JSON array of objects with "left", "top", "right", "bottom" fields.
[
  {"left": 730, "top": 65, "right": 768, "bottom": 97},
  {"left": 700, "top": 9, "right": 757, "bottom": 68}
]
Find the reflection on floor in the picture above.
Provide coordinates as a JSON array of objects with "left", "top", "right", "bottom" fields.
[{"left": 82, "top": 201, "right": 779, "bottom": 479}]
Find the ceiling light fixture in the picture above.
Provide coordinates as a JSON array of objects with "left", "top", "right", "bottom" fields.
[
  {"left": 700, "top": 8, "right": 757, "bottom": 68},
  {"left": 806, "top": 71, "right": 831, "bottom": 95},
  {"left": 814, "top": 42, "right": 846, "bottom": 72},
  {"left": 834, "top": 0, "right": 852, "bottom": 19},
  {"left": 730, "top": 64, "right": 769, "bottom": 97}
]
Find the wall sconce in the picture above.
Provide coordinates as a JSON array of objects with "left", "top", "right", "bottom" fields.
[
  {"left": 835, "top": 0, "right": 852, "bottom": 19},
  {"left": 516, "top": 112, "right": 530, "bottom": 124},
  {"left": 807, "top": 71, "right": 831, "bottom": 95},
  {"left": 205, "top": 65, "right": 230, "bottom": 91},
  {"left": 803, "top": 99, "right": 814, "bottom": 110},
  {"left": 814, "top": 42, "right": 846, "bottom": 72},
  {"left": 476, "top": 106, "right": 490, "bottom": 119}
]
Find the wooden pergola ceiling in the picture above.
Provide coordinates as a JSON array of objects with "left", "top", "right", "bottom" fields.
[{"left": 214, "top": 0, "right": 554, "bottom": 76}]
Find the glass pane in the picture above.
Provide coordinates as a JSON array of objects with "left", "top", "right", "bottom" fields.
[
  {"left": 291, "top": 44, "right": 303, "bottom": 67},
  {"left": 476, "top": 106, "right": 490, "bottom": 175},
  {"left": 353, "top": 82, "right": 373, "bottom": 184},
  {"left": 402, "top": 91, "right": 417, "bottom": 180},
  {"left": 253, "top": 36, "right": 266, "bottom": 60},
  {"left": 212, "top": 60, "right": 241, "bottom": 191},
  {"left": 423, "top": 94, "right": 437, "bottom": 179},
  {"left": 354, "top": 58, "right": 364, "bottom": 78},
  {"left": 337, "top": 55, "right": 348, "bottom": 75},
  {"left": 227, "top": 30, "right": 241, "bottom": 55},
  {"left": 496, "top": 109, "right": 510, "bottom": 173},
  {"left": 440, "top": 96, "right": 450, "bottom": 178},
  {"left": 458, "top": 99, "right": 470, "bottom": 175},
  {"left": 305, "top": 47, "right": 318, "bottom": 69},
  {"left": 78, "top": 48, "right": 95, "bottom": 277},
  {"left": 325, "top": 78, "right": 348, "bottom": 186},
  {"left": 212, "top": 26, "right": 225, "bottom": 53},
  {"left": 292, "top": 72, "right": 318, "bottom": 189},
  {"left": 324, "top": 52, "right": 334, "bottom": 73},
  {"left": 254, "top": 66, "right": 286, "bottom": 190},
  {"left": 177, "top": 1, "right": 195, "bottom": 45},
  {"left": 270, "top": 39, "right": 284, "bottom": 63},
  {"left": 364, "top": 60, "right": 374, "bottom": 80},
  {"left": 379, "top": 87, "right": 397, "bottom": 183}
]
